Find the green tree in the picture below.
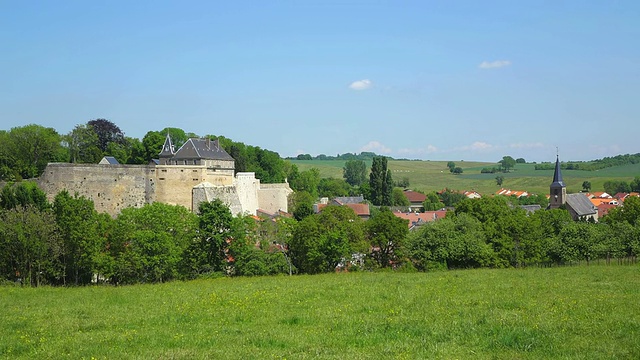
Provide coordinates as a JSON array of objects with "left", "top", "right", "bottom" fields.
[
  {"left": 516, "top": 158, "right": 526, "bottom": 164},
  {"left": 66, "top": 124, "right": 102, "bottom": 163},
  {"left": 183, "top": 199, "right": 242, "bottom": 277},
  {"left": 367, "top": 208, "right": 409, "bottom": 267},
  {"left": 0, "top": 206, "right": 62, "bottom": 286},
  {"left": 630, "top": 176, "right": 640, "bottom": 192},
  {"left": 343, "top": 160, "right": 367, "bottom": 186},
  {"left": 110, "top": 202, "right": 198, "bottom": 283},
  {"left": 318, "top": 178, "right": 351, "bottom": 198},
  {"left": 438, "top": 188, "right": 466, "bottom": 207},
  {"left": 289, "top": 205, "right": 365, "bottom": 274},
  {"left": 447, "top": 161, "right": 456, "bottom": 173},
  {"left": 603, "top": 180, "right": 631, "bottom": 195},
  {"left": 289, "top": 168, "right": 320, "bottom": 198},
  {"left": 0, "top": 181, "right": 50, "bottom": 211},
  {"left": 582, "top": 181, "right": 592, "bottom": 192},
  {"left": 499, "top": 156, "right": 517, "bottom": 172},
  {"left": 496, "top": 175, "right": 504, "bottom": 186},
  {"left": 392, "top": 188, "right": 410, "bottom": 206},
  {"left": 452, "top": 167, "right": 463, "bottom": 175},
  {"left": 53, "top": 191, "right": 111, "bottom": 285},
  {"left": 369, "top": 156, "right": 392, "bottom": 206},
  {"left": 6, "top": 124, "right": 66, "bottom": 178},
  {"left": 422, "top": 192, "right": 445, "bottom": 211}
]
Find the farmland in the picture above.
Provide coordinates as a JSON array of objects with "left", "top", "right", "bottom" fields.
[
  {"left": 291, "top": 159, "right": 640, "bottom": 196},
  {"left": 1, "top": 265, "right": 639, "bottom": 359}
]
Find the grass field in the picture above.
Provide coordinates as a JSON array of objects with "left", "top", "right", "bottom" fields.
[
  {"left": 2, "top": 265, "right": 639, "bottom": 359},
  {"left": 291, "top": 160, "right": 640, "bottom": 196}
]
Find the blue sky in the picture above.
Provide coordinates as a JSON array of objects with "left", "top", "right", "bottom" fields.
[{"left": 1, "top": 1, "right": 638, "bottom": 162}]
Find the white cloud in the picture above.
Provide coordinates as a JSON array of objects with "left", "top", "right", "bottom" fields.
[
  {"left": 360, "top": 141, "right": 391, "bottom": 154},
  {"left": 478, "top": 60, "right": 511, "bottom": 69},
  {"left": 469, "top": 141, "right": 495, "bottom": 150},
  {"left": 397, "top": 145, "right": 438, "bottom": 156},
  {"left": 349, "top": 79, "right": 373, "bottom": 90}
]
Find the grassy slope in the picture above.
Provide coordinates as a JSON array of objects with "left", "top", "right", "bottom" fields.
[
  {"left": 291, "top": 160, "right": 640, "bottom": 196},
  {"left": 1, "top": 265, "right": 639, "bottom": 359}
]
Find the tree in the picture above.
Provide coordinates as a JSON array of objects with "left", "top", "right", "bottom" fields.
[
  {"left": 0, "top": 181, "right": 50, "bottom": 211},
  {"left": 66, "top": 124, "right": 102, "bottom": 163},
  {"left": 87, "top": 119, "right": 125, "bottom": 152},
  {"left": 516, "top": 158, "right": 526, "bottom": 164},
  {"left": 318, "top": 178, "right": 351, "bottom": 198},
  {"left": 367, "top": 208, "right": 409, "bottom": 268},
  {"left": 289, "top": 205, "right": 366, "bottom": 274},
  {"left": 289, "top": 168, "right": 321, "bottom": 198},
  {"left": 438, "top": 188, "right": 466, "bottom": 207},
  {"left": 186, "top": 199, "right": 240, "bottom": 276},
  {"left": 630, "top": 177, "right": 640, "bottom": 192},
  {"left": 343, "top": 160, "right": 367, "bottom": 186},
  {"left": 6, "top": 124, "right": 66, "bottom": 178},
  {"left": 0, "top": 206, "right": 62, "bottom": 286},
  {"left": 452, "top": 167, "right": 463, "bottom": 175},
  {"left": 290, "top": 191, "right": 315, "bottom": 221},
  {"left": 499, "top": 156, "right": 517, "bottom": 172},
  {"left": 496, "top": 175, "right": 504, "bottom": 186},
  {"left": 392, "top": 188, "right": 410, "bottom": 206},
  {"left": 447, "top": 161, "right": 456, "bottom": 173},
  {"left": 603, "top": 180, "right": 631, "bottom": 196},
  {"left": 423, "top": 192, "right": 445, "bottom": 211},
  {"left": 582, "top": 181, "right": 592, "bottom": 192},
  {"left": 108, "top": 202, "right": 197, "bottom": 283},
  {"left": 369, "top": 156, "right": 393, "bottom": 206},
  {"left": 53, "top": 191, "right": 111, "bottom": 285}
]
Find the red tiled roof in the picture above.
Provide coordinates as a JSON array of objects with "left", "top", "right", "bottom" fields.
[
  {"left": 403, "top": 190, "right": 426, "bottom": 203},
  {"left": 316, "top": 203, "right": 370, "bottom": 217},
  {"left": 393, "top": 210, "right": 448, "bottom": 228},
  {"left": 597, "top": 203, "right": 617, "bottom": 218}
]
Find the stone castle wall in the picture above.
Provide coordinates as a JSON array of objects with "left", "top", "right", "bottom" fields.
[
  {"left": 37, "top": 163, "right": 155, "bottom": 215},
  {"left": 37, "top": 163, "right": 290, "bottom": 217}
]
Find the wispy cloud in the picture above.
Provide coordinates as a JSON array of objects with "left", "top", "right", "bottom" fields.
[
  {"left": 360, "top": 141, "right": 391, "bottom": 154},
  {"left": 349, "top": 79, "right": 373, "bottom": 90},
  {"left": 478, "top": 60, "right": 511, "bottom": 69},
  {"left": 397, "top": 145, "right": 438, "bottom": 156}
]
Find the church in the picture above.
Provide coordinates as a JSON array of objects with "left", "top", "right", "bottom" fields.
[{"left": 548, "top": 155, "right": 598, "bottom": 221}]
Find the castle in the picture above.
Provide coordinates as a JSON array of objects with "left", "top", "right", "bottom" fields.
[{"left": 37, "top": 135, "right": 292, "bottom": 217}]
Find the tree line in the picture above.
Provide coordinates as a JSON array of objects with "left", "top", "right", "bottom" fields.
[
  {"left": 0, "top": 122, "right": 289, "bottom": 184},
  {"left": 534, "top": 153, "right": 640, "bottom": 171},
  {"left": 2, "top": 181, "right": 638, "bottom": 287}
]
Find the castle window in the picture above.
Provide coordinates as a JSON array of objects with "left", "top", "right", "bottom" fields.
[{"left": 159, "top": 178, "right": 165, "bottom": 180}]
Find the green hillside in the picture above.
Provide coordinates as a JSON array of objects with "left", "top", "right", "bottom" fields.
[{"left": 290, "top": 160, "right": 640, "bottom": 196}]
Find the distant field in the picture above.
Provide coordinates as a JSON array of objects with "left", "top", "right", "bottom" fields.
[
  {"left": 1, "top": 265, "right": 639, "bottom": 359},
  {"left": 290, "top": 160, "right": 640, "bottom": 196}
]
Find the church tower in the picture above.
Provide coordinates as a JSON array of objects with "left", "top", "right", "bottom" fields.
[
  {"left": 158, "top": 133, "right": 175, "bottom": 165},
  {"left": 549, "top": 155, "right": 566, "bottom": 209}
]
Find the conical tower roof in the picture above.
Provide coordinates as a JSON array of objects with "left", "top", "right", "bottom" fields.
[
  {"left": 550, "top": 155, "right": 565, "bottom": 188},
  {"left": 159, "top": 133, "right": 175, "bottom": 157}
]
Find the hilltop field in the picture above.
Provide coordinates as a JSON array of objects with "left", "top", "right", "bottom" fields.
[
  {"left": 1, "top": 265, "right": 638, "bottom": 359},
  {"left": 291, "top": 160, "right": 640, "bottom": 196}
]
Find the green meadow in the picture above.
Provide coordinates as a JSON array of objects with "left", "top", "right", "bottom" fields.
[
  {"left": 2, "top": 265, "right": 639, "bottom": 359},
  {"left": 291, "top": 160, "right": 640, "bottom": 196}
]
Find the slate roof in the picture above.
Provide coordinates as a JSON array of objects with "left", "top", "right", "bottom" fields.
[
  {"left": 100, "top": 156, "right": 120, "bottom": 165},
  {"left": 550, "top": 155, "right": 565, "bottom": 188},
  {"left": 172, "top": 138, "right": 234, "bottom": 161},
  {"left": 333, "top": 196, "right": 365, "bottom": 205},
  {"left": 566, "top": 193, "right": 597, "bottom": 216},
  {"left": 159, "top": 133, "right": 175, "bottom": 157}
]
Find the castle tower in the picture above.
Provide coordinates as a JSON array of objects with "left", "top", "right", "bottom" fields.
[
  {"left": 549, "top": 155, "right": 566, "bottom": 209},
  {"left": 158, "top": 133, "right": 175, "bottom": 165}
]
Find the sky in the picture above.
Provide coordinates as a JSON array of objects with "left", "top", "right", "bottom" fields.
[{"left": 1, "top": 1, "right": 639, "bottom": 163}]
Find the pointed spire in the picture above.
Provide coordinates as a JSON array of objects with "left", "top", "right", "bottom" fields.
[
  {"left": 551, "top": 154, "right": 565, "bottom": 188},
  {"left": 159, "top": 133, "right": 175, "bottom": 157}
]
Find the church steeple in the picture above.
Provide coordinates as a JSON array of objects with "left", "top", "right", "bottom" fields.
[
  {"left": 158, "top": 133, "right": 175, "bottom": 165},
  {"left": 549, "top": 154, "right": 566, "bottom": 209}
]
